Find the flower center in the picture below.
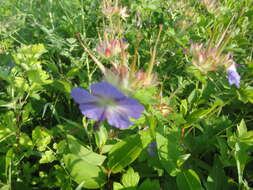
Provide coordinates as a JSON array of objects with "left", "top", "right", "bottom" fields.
[{"left": 96, "top": 96, "right": 117, "bottom": 108}]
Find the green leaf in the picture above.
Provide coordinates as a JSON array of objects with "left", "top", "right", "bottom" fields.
[
  {"left": 237, "top": 119, "right": 247, "bottom": 137},
  {"left": 234, "top": 142, "right": 248, "bottom": 187},
  {"left": 14, "top": 76, "right": 29, "bottom": 92},
  {"left": 113, "top": 182, "right": 124, "bottom": 190},
  {"left": 66, "top": 38, "right": 77, "bottom": 44},
  {"left": 146, "top": 115, "right": 157, "bottom": 139},
  {"left": 32, "top": 126, "right": 51, "bottom": 151},
  {"left": 187, "top": 66, "right": 207, "bottom": 85},
  {"left": 29, "top": 44, "right": 47, "bottom": 59},
  {"left": 122, "top": 167, "right": 140, "bottom": 187},
  {"left": 45, "top": 61, "right": 59, "bottom": 74},
  {"left": 185, "top": 99, "right": 223, "bottom": 127},
  {"left": 238, "top": 131, "right": 253, "bottom": 146},
  {"left": 0, "top": 122, "right": 16, "bottom": 143},
  {"left": 187, "top": 89, "right": 198, "bottom": 105},
  {"left": 75, "top": 182, "right": 85, "bottom": 190},
  {"left": 168, "top": 114, "right": 186, "bottom": 125},
  {"left": 0, "top": 185, "right": 10, "bottom": 190},
  {"left": 134, "top": 88, "right": 157, "bottom": 105},
  {"left": 39, "top": 150, "right": 56, "bottom": 164},
  {"left": 27, "top": 69, "right": 51, "bottom": 85},
  {"left": 233, "top": 119, "right": 252, "bottom": 186},
  {"left": 15, "top": 44, "right": 47, "bottom": 65},
  {"left": 108, "top": 130, "right": 152, "bottom": 173},
  {"left": 19, "top": 132, "right": 33, "bottom": 149},
  {"left": 5, "top": 148, "right": 14, "bottom": 175},
  {"left": 206, "top": 158, "right": 228, "bottom": 190},
  {"left": 176, "top": 169, "right": 203, "bottom": 190},
  {"left": 237, "top": 87, "right": 253, "bottom": 103},
  {"left": 94, "top": 125, "right": 108, "bottom": 149},
  {"left": 138, "top": 179, "right": 160, "bottom": 190},
  {"left": 67, "top": 68, "right": 80, "bottom": 78},
  {"left": 48, "top": 80, "right": 72, "bottom": 94},
  {"left": 63, "top": 154, "right": 106, "bottom": 189},
  {"left": 66, "top": 135, "right": 106, "bottom": 166},
  {"left": 0, "top": 70, "right": 12, "bottom": 84},
  {"left": 216, "top": 137, "right": 233, "bottom": 167},
  {"left": 156, "top": 128, "right": 190, "bottom": 176},
  {"left": 180, "top": 99, "right": 188, "bottom": 116}
]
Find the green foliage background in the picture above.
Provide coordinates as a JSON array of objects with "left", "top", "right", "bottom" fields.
[{"left": 0, "top": 0, "right": 253, "bottom": 189}]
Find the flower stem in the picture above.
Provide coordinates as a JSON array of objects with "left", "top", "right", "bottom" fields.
[
  {"left": 76, "top": 33, "right": 106, "bottom": 74},
  {"left": 147, "top": 24, "right": 163, "bottom": 80}
]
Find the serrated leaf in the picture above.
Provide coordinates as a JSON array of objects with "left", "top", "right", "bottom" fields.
[
  {"left": 39, "top": 150, "right": 56, "bottom": 164},
  {"left": 27, "top": 69, "right": 51, "bottom": 85},
  {"left": 108, "top": 130, "right": 152, "bottom": 173},
  {"left": 14, "top": 76, "right": 29, "bottom": 91},
  {"left": 122, "top": 167, "right": 139, "bottom": 187},
  {"left": 32, "top": 126, "right": 51, "bottom": 151},
  {"left": 176, "top": 169, "right": 203, "bottom": 190},
  {"left": 16, "top": 44, "right": 47, "bottom": 63}
]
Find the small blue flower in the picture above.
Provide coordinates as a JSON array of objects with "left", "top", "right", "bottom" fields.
[
  {"left": 147, "top": 141, "right": 157, "bottom": 156},
  {"left": 71, "top": 82, "right": 144, "bottom": 129},
  {"left": 227, "top": 63, "right": 240, "bottom": 88}
]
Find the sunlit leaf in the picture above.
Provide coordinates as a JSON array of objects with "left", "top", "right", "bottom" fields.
[
  {"left": 156, "top": 127, "right": 190, "bottom": 176},
  {"left": 63, "top": 154, "right": 106, "bottom": 189},
  {"left": 108, "top": 130, "right": 152, "bottom": 173},
  {"left": 176, "top": 169, "right": 203, "bottom": 190},
  {"left": 122, "top": 167, "right": 139, "bottom": 187},
  {"left": 66, "top": 135, "right": 106, "bottom": 166}
]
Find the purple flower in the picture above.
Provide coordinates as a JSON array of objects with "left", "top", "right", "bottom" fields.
[
  {"left": 227, "top": 63, "right": 240, "bottom": 88},
  {"left": 71, "top": 82, "right": 144, "bottom": 129},
  {"left": 147, "top": 141, "right": 157, "bottom": 156}
]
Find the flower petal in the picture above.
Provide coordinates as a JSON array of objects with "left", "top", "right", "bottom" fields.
[
  {"left": 106, "top": 110, "right": 132, "bottom": 129},
  {"left": 79, "top": 104, "right": 106, "bottom": 120},
  {"left": 147, "top": 142, "right": 157, "bottom": 156},
  {"left": 227, "top": 64, "right": 240, "bottom": 88},
  {"left": 71, "top": 87, "right": 97, "bottom": 104},
  {"left": 116, "top": 97, "right": 144, "bottom": 119},
  {"left": 90, "top": 82, "right": 125, "bottom": 99}
]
